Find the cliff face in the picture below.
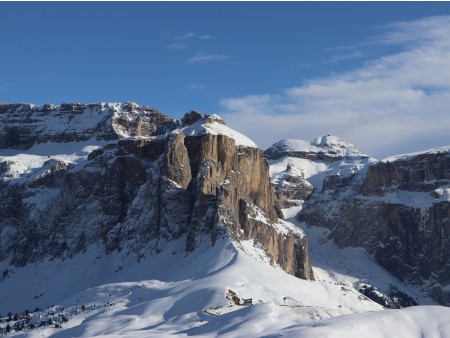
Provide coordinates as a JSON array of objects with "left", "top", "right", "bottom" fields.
[
  {"left": 0, "top": 104, "right": 314, "bottom": 281},
  {"left": 362, "top": 152, "right": 450, "bottom": 194},
  {"left": 0, "top": 102, "right": 178, "bottom": 149},
  {"left": 296, "top": 147, "right": 450, "bottom": 304}
]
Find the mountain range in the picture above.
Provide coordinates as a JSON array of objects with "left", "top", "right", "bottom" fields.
[{"left": 0, "top": 102, "right": 449, "bottom": 337}]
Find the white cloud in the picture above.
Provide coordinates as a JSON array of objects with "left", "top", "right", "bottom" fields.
[
  {"left": 323, "top": 49, "right": 363, "bottom": 64},
  {"left": 187, "top": 54, "right": 232, "bottom": 64},
  {"left": 179, "top": 32, "right": 214, "bottom": 40},
  {"left": 219, "top": 16, "right": 450, "bottom": 159},
  {"left": 166, "top": 42, "right": 188, "bottom": 51},
  {"left": 167, "top": 32, "right": 214, "bottom": 51},
  {"left": 187, "top": 84, "right": 209, "bottom": 90}
]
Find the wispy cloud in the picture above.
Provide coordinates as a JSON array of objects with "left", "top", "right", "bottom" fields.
[
  {"left": 187, "top": 84, "right": 209, "bottom": 90},
  {"left": 167, "top": 42, "right": 188, "bottom": 51},
  {"left": 323, "top": 49, "right": 363, "bottom": 64},
  {"left": 179, "top": 32, "right": 214, "bottom": 40},
  {"left": 220, "top": 16, "right": 450, "bottom": 159},
  {"left": 0, "top": 83, "right": 9, "bottom": 91},
  {"left": 187, "top": 54, "right": 232, "bottom": 64},
  {"left": 166, "top": 32, "right": 214, "bottom": 51}
]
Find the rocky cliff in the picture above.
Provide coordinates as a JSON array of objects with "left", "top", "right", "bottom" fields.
[
  {"left": 0, "top": 103, "right": 313, "bottom": 281},
  {"left": 269, "top": 137, "right": 450, "bottom": 305},
  {"left": 0, "top": 102, "right": 178, "bottom": 149}
]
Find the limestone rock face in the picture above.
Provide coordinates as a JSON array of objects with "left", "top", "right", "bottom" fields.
[
  {"left": 180, "top": 131, "right": 312, "bottom": 279},
  {"left": 0, "top": 104, "right": 314, "bottom": 281},
  {"left": 271, "top": 164, "right": 313, "bottom": 208},
  {"left": 297, "top": 148, "right": 450, "bottom": 304},
  {"left": 237, "top": 198, "right": 314, "bottom": 279},
  {"left": 362, "top": 152, "right": 450, "bottom": 195},
  {"left": 0, "top": 102, "right": 178, "bottom": 149}
]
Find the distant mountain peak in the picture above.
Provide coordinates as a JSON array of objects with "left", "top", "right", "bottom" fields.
[{"left": 264, "top": 135, "right": 369, "bottom": 161}]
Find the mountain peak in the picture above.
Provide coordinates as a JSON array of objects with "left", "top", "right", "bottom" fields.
[
  {"left": 264, "top": 135, "right": 369, "bottom": 161},
  {"left": 311, "top": 135, "right": 367, "bottom": 157},
  {"left": 181, "top": 110, "right": 226, "bottom": 126},
  {"left": 178, "top": 111, "right": 257, "bottom": 148}
]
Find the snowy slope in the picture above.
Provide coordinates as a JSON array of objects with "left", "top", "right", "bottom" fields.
[
  {"left": 0, "top": 139, "right": 109, "bottom": 183},
  {"left": 0, "top": 236, "right": 381, "bottom": 337},
  {"left": 1, "top": 233, "right": 447, "bottom": 338},
  {"left": 267, "top": 136, "right": 377, "bottom": 190}
]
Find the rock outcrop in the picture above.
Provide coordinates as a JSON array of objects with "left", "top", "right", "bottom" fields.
[
  {"left": 271, "top": 164, "right": 313, "bottom": 208},
  {"left": 0, "top": 104, "right": 314, "bottom": 281},
  {"left": 0, "top": 102, "right": 178, "bottom": 149},
  {"left": 295, "top": 145, "right": 450, "bottom": 304}
]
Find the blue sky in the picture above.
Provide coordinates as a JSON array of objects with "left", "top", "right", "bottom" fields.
[{"left": 2, "top": 2, "right": 450, "bottom": 158}]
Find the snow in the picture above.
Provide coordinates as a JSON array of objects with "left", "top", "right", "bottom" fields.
[
  {"left": 0, "top": 138, "right": 110, "bottom": 182},
  {"left": 0, "top": 104, "right": 108, "bottom": 137},
  {"left": 268, "top": 306, "right": 450, "bottom": 338},
  {"left": 267, "top": 135, "right": 377, "bottom": 189},
  {"left": 360, "top": 185, "right": 450, "bottom": 209},
  {"left": 270, "top": 135, "right": 369, "bottom": 158},
  {"left": 0, "top": 182, "right": 446, "bottom": 338},
  {"left": 180, "top": 121, "right": 257, "bottom": 148},
  {"left": 383, "top": 145, "right": 450, "bottom": 162},
  {"left": 246, "top": 204, "right": 306, "bottom": 237},
  {"left": 1, "top": 118, "right": 449, "bottom": 336},
  {"left": 0, "top": 102, "right": 168, "bottom": 142},
  {"left": 269, "top": 156, "right": 376, "bottom": 190},
  {"left": 295, "top": 219, "right": 432, "bottom": 306},
  {"left": 1, "top": 230, "right": 446, "bottom": 338},
  {"left": 0, "top": 237, "right": 381, "bottom": 337}
]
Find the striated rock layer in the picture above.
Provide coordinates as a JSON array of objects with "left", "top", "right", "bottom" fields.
[
  {"left": 0, "top": 104, "right": 314, "bottom": 281},
  {"left": 295, "top": 146, "right": 450, "bottom": 304}
]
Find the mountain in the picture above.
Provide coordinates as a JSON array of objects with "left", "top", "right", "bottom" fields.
[
  {"left": 1, "top": 105, "right": 449, "bottom": 337},
  {"left": 0, "top": 102, "right": 313, "bottom": 280},
  {"left": 265, "top": 135, "right": 450, "bottom": 306}
]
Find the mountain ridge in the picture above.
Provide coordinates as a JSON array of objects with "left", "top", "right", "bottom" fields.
[
  {"left": 1, "top": 102, "right": 449, "bottom": 336},
  {"left": 0, "top": 103, "right": 313, "bottom": 281},
  {"left": 265, "top": 135, "right": 450, "bottom": 305}
]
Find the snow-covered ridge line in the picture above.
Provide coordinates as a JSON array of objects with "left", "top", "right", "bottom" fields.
[
  {"left": 0, "top": 102, "right": 259, "bottom": 150},
  {"left": 0, "top": 102, "right": 178, "bottom": 152},
  {"left": 383, "top": 145, "right": 450, "bottom": 162},
  {"left": 265, "top": 135, "right": 370, "bottom": 160}
]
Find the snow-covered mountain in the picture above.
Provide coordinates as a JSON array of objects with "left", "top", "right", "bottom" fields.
[
  {"left": 266, "top": 135, "right": 450, "bottom": 307},
  {"left": 265, "top": 135, "right": 368, "bottom": 161},
  {"left": 0, "top": 104, "right": 312, "bottom": 281},
  {"left": 1, "top": 105, "right": 449, "bottom": 337}
]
